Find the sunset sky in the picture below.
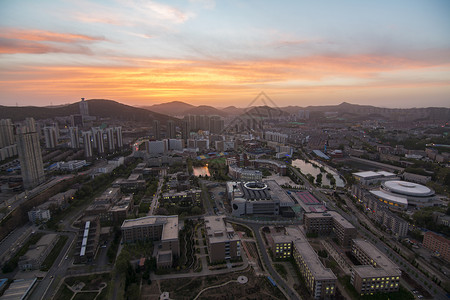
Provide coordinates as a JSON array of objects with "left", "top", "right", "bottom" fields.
[{"left": 1, "top": 0, "right": 449, "bottom": 108}]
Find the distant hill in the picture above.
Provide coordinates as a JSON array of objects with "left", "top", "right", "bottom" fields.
[
  {"left": 221, "top": 106, "right": 247, "bottom": 115},
  {"left": 183, "top": 105, "right": 228, "bottom": 117},
  {"left": 142, "top": 101, "right": 195, "bottom": 116},
  {"left": 242, "top": 106, "right": 290, "bottom": 118},
  {"left": 0, "top": 99, "right": 176, "bottom": 123}
]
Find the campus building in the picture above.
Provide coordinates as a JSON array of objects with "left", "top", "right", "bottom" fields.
[
  {"left": 204, "top": 216, "right": 241, "bottom": 263},
  {"left": 121, "top": 215, "right": 179, "bottom": 267},
  {"left": 303, "top": 211, "right": 357, "bottom": 247},
  {"left": 351, "top": 239, "right": 401, "bottom": 296},
  {"left": 228, "top": 180, "right": 295, "bottom": 217},
  {"left": 423, "top": 231, "right": 450, "bottom": 262}
]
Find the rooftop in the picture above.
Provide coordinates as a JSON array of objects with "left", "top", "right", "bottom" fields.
[
  {"left": 353, "top": 239, "right": 401, "bottom": 276},
  {"left": 293, "top": 238, "right": 336, "bottom": 280},
  {"left": 20, "top": 234, "right": 58, "bottom": 261},
  {"left": 122, "top": 215, "right": 179, "bottom": 241},
  {"left": 328, "top": 211, "right": 355, "bottom": 229},
  {"left": 369, "top": 190, "right": 408, "bottom": 205},
  {"left": 0, "top": 278, "right": 37, "bottom": 300},
  {"left": 205, "top": 216, "right": 239, "bottom": 244},
  {"left": 382, "top": 180, "right": 434, "bottom": 197}
]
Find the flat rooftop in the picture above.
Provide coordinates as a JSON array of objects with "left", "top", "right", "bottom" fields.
[
  {"left": 122, "top": 215, "right": 179, "bottom": 241},
  {"left": 205, "top": 216, "right": 239, "bottom": 244},
  {"left": 294, "top": 238, "right": 336, "bottom": 280},
  {"left": 265, "top": 180, "right": 294, "bottom": 205},
  {"left": 328, "top": 211, "right": 355, "bottom": 229},
  {"left": 353, "top": 239, "right": 401, "bottom": 276},
  {"left": 20, "top": 234, "right": 58, "bottom": 261},
  {"left": 0, "top": 278, "right": 36, "bottom": 300}
]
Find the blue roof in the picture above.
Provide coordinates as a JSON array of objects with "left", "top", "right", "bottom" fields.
[{"left": 312, "top": 150, "right": 330, "bottom": 160}]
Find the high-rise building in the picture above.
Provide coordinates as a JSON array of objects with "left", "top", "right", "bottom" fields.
[
  {"left": 70, "top": 115, "right": 83, "bottom": 128},
  {"left": 0, "top": 119, "right": 15, "bottom": 148},
  {"left": 69, "top": 127, "right": 80, "bottom": 149},
  {"left": 79, "top": 98, "right": 89, "bottom": 116},
  {"left": 106, "top": 128, "right": 115, "bottom": 152},
  {"left": 209, "top": 116, "right": 224, "bottom": 134},
  {"left": 153, "top": 120, "right": 160, "bottom": 140},
  {"left": 167, "top": 120, "right": 176, "bottom": 139},
  {"left": 115, "top": 127, "right": 123, "bottom": 149},
  {"left": 92, "top": 128, "right": 104, "bottom": 154},
  {"left": 82, "top": 131, "right": 93, "bottom": 158},
  {"left": 16, "top": 121, "right": 45, "bottom": 189},
  {"left": 43, "top": 126, "right": 58, "bottom": 149},
  {"left": 181, "top": 120, "right": 189, "bottom": 145}
]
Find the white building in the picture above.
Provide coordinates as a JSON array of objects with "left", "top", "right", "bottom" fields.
[{"left": 28, "top": 208, "right": 51, "bottom": 223}]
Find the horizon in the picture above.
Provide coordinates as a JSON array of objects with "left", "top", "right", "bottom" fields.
[
  {"left": 1, "top": 1, "right": 450, "bottom": 108},
  {"left": 2, "top": 98, "right": 450, "bottom": 110}
]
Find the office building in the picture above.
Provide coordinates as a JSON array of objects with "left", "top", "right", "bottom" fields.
[
  {"left": 304, "top": 211, "right": 356, "bottom": 247},
  {"left": 16, "top": 122, "right": 45, "bottom": 189},
  {"left": 122, "top": 215, "right": 179, "bottom": 255},
  {"left": 351, "top": 239, "right": 401, "bottom": 296},
  {"left": 69, "top": 127, "right": 80, "bottom": 149},
  {"left": 423, "top": 231, "right": 450, "bottom": 262},
  {"left": 204, "top": 216, "right": 241, "bottom": 263},
  {"left": 290, "top": 227, "right": 337, "bottom": 299},
  {"left": 122, "top": 215, "right": 179, "bottom": 267},
  {"left": 79, "top": 97, "right": 89, "bottom": 116},
  {"left": 228, "top": 165, "right": 263, "bottom": 181}
]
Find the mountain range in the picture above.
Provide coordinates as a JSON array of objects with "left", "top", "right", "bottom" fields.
[{"left": 2, "top": 99, "right": 449, "bottom": 122}]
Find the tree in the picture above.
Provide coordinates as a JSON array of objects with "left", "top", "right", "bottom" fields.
[
  {"left": 316, "top": 173, "right": 322, "bottom": 185},
  {"left": 191, "top": 206, "right": 202, "bottom": 215}
]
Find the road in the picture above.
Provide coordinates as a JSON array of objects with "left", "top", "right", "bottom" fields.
[
  {"left": 148, "top": 178, "right": 164, "bottom": 215},
  {"left": 230, "top": 219, "right": 301, "bottom": 300}
]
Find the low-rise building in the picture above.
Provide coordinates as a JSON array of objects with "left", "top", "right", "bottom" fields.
[
  {"left": 304, "top": 211, "right": 356, "bottom": 247},
  {"left": 28, "top": 208, "right": 51, "bottom": 224},
  {"left": 122, "top": 215, "right": 179, "bottom": 267},
  {"left": 292, "top": 230, "right": 337, "bottom": 299},
  {"left": 204, "top": 216, "right": 240, "bottom": 263},
  {"left": 18, "top": 234, "right": 58, "bottom": 270},
  {"left": 423, "top": 231, "right": 450, "bottom": 262},
  {"left": 228, "top": 164, "right": 263, "bottom": 181},
  {"left": 74, "top": 217, "right": 100, "bottom": 264},
  {"left": 161, "top": 189, "right": 201, "bottom": 206},
  {"left": 351, "top": 239, "right": 401, "bottom": 296}
]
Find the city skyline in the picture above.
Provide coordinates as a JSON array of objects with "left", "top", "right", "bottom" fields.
[{"left": 1, "top": 0, "right": 450, "bottom": 108}]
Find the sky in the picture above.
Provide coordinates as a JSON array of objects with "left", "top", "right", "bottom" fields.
[{"left": 0, "top": 0, "right": 449, "bottom": 108}]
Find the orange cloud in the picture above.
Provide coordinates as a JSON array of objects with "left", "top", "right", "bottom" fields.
[
  {"left": 0, "top": 53, "right": 448, "bottom": 106},
  {"left": 0, "top": 29, "right": 105, "bottom": 54}
]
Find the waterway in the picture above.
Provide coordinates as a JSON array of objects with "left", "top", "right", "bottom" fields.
[
  {"left": 192, "top": 166, "right": 211, "bottom": 177},
  {"left": 291, "top": 159, "right": 345, "bottom": 188}
]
